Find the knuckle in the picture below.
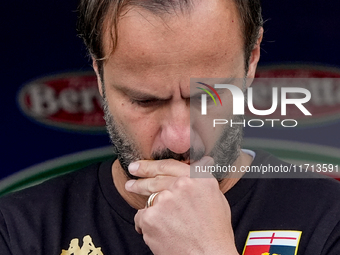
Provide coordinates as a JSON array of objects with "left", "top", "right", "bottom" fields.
[
  {"left": 145, "top": 180, "right": 152, "bottom": 193},
  {"left": 146, "top": 176, "right": 162, "bottom": 192},
  {"left": 142, "top": 163, "right": 151, "bottom": 176},
  {"left": 154, "top": 175, "right": 163, "bottom": 182},
  {"left": 146, "top": 178, "right": 155, "bottom": 193},
  {"left": 143, "top": 209, "right": 157, "bottom": 228},
  {"left": 154, "top": 190, "right": 172, "bottom": 206},
  {"left": 134, "top": 211, "right": 141, "bottom": 224},
  {"left": 134, "top": 180, "right": 144, "bottom": 193},
  {"left": 134, "top": 210, "right": 143, "bottom": 231},
  {"left": 158, "top": 158, "right": 177, "bottom": 173},
  {"left": 173, "top": 176, "right": 192, "bottom": 190},
  {"left": 142, "top": 233, "right": 151, "bottom": 246},
  {"left": 158, "top": 160, "right": 170, "bottom": 173},
  {"left": 157, "top": 189, "right": 171, "bottom": 202}
]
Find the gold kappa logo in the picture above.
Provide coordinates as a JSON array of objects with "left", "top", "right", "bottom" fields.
[{"left": 60, "top": 235, "right": 104, "bottom": 255}]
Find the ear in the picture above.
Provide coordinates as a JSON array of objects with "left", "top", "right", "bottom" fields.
[
  {"left": 92, "top": 58, "right": 104, "bottom": 97},
  {"left": 246, "top": 27, "right": 263, "bottom": 81}
]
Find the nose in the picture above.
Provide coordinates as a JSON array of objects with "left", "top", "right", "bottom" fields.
[{"left": 160, "top": 100, "right": 191, "bottom": 154}]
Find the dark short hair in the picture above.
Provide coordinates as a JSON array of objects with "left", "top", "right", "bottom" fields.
[{"left": 77, "top": 0, "right": 263, "bottom": 73}]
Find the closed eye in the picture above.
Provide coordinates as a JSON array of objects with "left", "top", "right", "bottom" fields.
[{"left": 130, "top": 98, "right": 166, "bottom": 107}]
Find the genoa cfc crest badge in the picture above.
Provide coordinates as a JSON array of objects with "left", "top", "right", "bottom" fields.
[{"left": 242, "top": 230, "right": 302, "bottom": 255}]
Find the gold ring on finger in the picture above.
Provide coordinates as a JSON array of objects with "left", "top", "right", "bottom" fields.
[{"left": 146, "top": 192, "right": 160, "bottom": 208}]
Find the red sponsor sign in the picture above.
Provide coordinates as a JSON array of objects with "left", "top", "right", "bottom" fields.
[
  {"left": 18, "top": 72, "right": 105, "bottom": 132},
  {"left": 249, "top": 65, "right": 340, "bottom": 123},
  {"left": 256, "top": 65, "right": 340, "bottom": 78}
]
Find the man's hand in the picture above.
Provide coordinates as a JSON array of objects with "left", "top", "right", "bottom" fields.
[{"left": 125, "top": 157, "right": 239, "bottom": 255}]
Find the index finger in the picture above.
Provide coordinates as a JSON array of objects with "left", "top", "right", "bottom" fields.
[
  {"left": 128, "top": 159, "right": 190, "bottom": 178},
  {"left": 128, "top": 156, "right": 213, "bottom": 178}
]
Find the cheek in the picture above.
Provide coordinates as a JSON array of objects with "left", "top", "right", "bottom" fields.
[
  {"left": 106, "top": 93, "right": 160, "bottom": 156},
  {"left": 191, "top": 93, "right": 234, "bottom": 154}
]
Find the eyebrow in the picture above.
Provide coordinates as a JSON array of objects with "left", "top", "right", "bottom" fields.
[
  {"left": 191, "top": 78, "right": 236, "bottom": 97},
  {"left": 113, "top": 84, "right": 173, "bottom": 101}
]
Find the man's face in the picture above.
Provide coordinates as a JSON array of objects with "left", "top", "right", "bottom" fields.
[{"left": 97, "top": 0, "right": 259, "bottom": 178}]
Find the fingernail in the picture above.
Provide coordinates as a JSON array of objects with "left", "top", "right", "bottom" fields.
[
  {"left": 125, "top": 180, "right": 136, "bottom": 190},
  {"left": 128, "top": 162, "right": 140, "bottom": 173}
]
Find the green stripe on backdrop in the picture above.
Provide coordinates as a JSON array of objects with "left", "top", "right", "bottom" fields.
[{"left": 1, "top": 140, "right": 340, "bottom": 196}]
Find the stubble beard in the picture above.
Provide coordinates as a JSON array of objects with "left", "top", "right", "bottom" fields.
[
  {"left": 102, "top": 96, "right": 244, "bottom": 181},
  {"left": 209, "top": 115, "right": 243, "bottom": 180},
  {"left": 102, "top": 97, "right": 143, "bottom": 179}
]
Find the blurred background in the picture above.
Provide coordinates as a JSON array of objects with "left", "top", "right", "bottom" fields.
[{"left": 1, "top": 0, "right": 340, "bottom": 195}]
